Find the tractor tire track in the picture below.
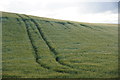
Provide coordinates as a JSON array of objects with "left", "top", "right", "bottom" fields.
[
  {"left": 16, "top": 14, "right": 75, "bottom": 74},
  {"left": 16, "top": 14, "right": 81, "bottom": 74},
  {"left": 24, "top": 15, "right": 74, "bottom": 69},
  {"left": 16, "top": 14, "right": 53, "bottom": 70}
]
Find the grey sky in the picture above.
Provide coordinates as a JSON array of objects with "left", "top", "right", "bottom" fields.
[{"left": 0, "top": 0, "right": 119, "bottom": 23}]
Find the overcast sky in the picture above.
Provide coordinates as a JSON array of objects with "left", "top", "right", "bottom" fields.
[{"left": 0, "top": 0, "right": 119, "bottom": 23}]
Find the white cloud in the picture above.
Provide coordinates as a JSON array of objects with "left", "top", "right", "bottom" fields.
[
  {"left": 0, "top": 0, "right": 118, "bottom": 24},
  {"left": 26, "top": 7, "right": 117, "bottom": 24},
  {"left": 0, "top": 0, "right": 10, "bottom": 11},
  {"left": 75, "top": 11, "right": 118, "bottom": 23}
]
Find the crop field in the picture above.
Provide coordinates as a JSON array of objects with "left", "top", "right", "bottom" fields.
[{"left": 1, "top": 12, "right": 118, "bottom": 78}]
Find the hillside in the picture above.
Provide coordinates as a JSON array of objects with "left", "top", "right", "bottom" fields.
[{"left": 1, "top": 12, "right": 118, "bottom": 78}]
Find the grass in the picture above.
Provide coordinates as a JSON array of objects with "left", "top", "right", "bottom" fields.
[{"left": 2, "top": 11, "right": 118, "bottom": 78}]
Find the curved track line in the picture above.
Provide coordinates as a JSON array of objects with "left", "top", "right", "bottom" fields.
[
  {"left": 24, "top": 15, "right": 74, "bottom": 69},
  {"left": 16, "top": 14, "right": 81, "bottom": 74},
  {"left": 16, "top": 14, "right": 52, "bottom": 70}
]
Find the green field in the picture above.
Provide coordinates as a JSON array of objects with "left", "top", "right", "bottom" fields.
[{"left": 2, "top": 12, "right": 118, "bottom": 78}]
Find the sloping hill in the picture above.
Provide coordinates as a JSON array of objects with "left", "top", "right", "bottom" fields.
[{"left": 2, "top": 12, "right": 118, "bottom": 78}]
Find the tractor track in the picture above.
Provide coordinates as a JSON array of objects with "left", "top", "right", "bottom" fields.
[
  {"left": 16, "top": 14, "right": 80, "bottom": 74},
  {"left": 24, "top": 15, "right": 74, "bottom": 68},
  {"left": 16, "top": 14, "right": 53, "bottom": 70}
]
